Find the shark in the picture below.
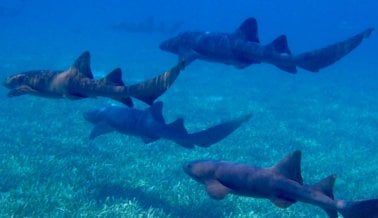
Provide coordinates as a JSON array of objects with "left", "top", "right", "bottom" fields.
[
  {"left": 183, "top": 150, "right": 378, "bottom": 217},
  {"left": 83, "top": 101, "right": 251, "bottom": 149},
  {"left": 3, "top": 51, "right": 187, "bottom": 106},
  {"left": 160, "top": 17, "right": 374, "bottom": 73}
]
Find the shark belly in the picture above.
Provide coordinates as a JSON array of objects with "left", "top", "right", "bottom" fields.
[{"left": 215, "top": 166, "right": 275, "bottom": 198}]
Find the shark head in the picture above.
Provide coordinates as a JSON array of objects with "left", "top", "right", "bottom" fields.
[
  {"left": 3, "top": 73, "right": 27, "bottom": 89},
  {"left": 160, "top": 32, "right": 200, "bottom": 55},
  {"left": 159, "top": 35, "right": 183, "bottom": 54},
  {"left": 183, "top": 160, "right": 218, "bottom": 184}
]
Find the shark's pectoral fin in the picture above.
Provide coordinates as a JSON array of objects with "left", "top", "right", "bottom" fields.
[
  {"left": 142, "top": 136, "right": 159, "bottom": 144},
  {"left": 271, "top": 197, "right": 296, "bottom": 208},
  {"left": 179, "top": 49, "right": 199, "bottom": 65},
  {"left": 205, "top": 180, "right": 231, "bottom": 199},
  {"left": 89, "top": 122, "right": 114, "bottom": 140},
  {"left": 7, "top": 85, "right": 38, "bottom": 97}
]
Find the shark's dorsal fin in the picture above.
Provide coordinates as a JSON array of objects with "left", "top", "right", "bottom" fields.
[
  {"left": 104, "top": 68, "right": 125, "bottom": 86},
  {"left": 312, "top": 175, "right": 336, "bottom": 200},
  {"left": 272, "top": 150, "right": 303, "bottom": 184},
  {"left": 167, "top": 118, "right": 188, "bottom": 135},
  {"left": 312, "top": 175, "right": 338, "bottom": 218},
  {"left": 148, "top": 101, "right": 165, "bottom": 123},
  {"left": 267, "top": 35, "right": 292, "bottom": 55},
  {"left": 103, "top": 68, "right": 134, "bottom": 107},
  {"left": 234, "top": 17, "right": 259, "bottom": 43},
  {"left": 72, "top": 51, "right": 94, "bottom": 79}
]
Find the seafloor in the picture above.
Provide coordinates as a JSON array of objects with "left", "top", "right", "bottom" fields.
[{"left": 0, "top": 32, "right": 377, "bottom": 217}]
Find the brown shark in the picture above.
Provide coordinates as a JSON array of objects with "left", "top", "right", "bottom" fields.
[
  {"left": 3, "top": 51, "right": 186, "bottom": 106},
  {"left": 183, "top": 150, "right": 378, "bottom": 218}
]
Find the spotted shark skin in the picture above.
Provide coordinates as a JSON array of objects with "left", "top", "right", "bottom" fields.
[
  {"left": 160, "top": 17, "right": 374, "bottom": 73},
  {"left": 183, "top": 150, "right": 378, "bottom": 218},
  {"left": 3, "top": 51, "right": 187, "bottom": 106}
]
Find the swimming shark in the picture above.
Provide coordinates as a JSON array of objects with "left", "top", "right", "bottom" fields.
[
  {"left": 83, "top": 101, "right": 251, "bottom": 148},
  {"left": 3, "top": 51, "right": 186, "bottom": 106},
  {"left": 183, "top": 150, "right": 378, "bottom": 218},
  {"left": 160, "top": 17, "right": 374, "bottom": 73}
]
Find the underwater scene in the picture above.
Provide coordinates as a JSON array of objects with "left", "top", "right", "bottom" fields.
[{"left": 0, "top": 0, "right": 377, "bottom": 217}]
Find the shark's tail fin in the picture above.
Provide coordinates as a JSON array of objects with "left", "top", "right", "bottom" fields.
[
  {"left": 101, "top": 68, "right": 134, "bottom": 107},
  {"left": 311, "top": 175, "right": 338, "bottom": 218},
  {"left": 338, "top": 199, "right": 378, "bottom": 218},
  {"left": 294, "top": 28, "right": 374, "bottom": 72},
  {"left": 187, "top": 113, "right": 252, "bottom": 148},
  {"left": 266, "top": 35, "right": 297, "bottom": 73},
  {"left": 129, "top": 60, "right": 187, "bottom": 105}
]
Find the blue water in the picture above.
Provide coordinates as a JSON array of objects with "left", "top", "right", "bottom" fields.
[{"left": 0, "top": 0, "right": 377, "bottom": 217}]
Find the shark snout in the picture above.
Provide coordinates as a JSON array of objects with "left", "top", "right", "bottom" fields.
[
  {"left": 183, "top": 162, "right": 198, "bottom": 179},
  {"left": 3, "top": 74, "right": 27, "bottom": 89},
  {"left": 182, "top": 162, "right": 191, "bottom": 175},
  {"left": 3, "top": 76, "right": 13, "bottom": 88},
  {"left": 159, "top": 40, "right": 169, "bottom": 51}
]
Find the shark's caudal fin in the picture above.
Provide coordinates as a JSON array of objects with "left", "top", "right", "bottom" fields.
[
  {"left": 234, "top": 17, "right": 260, "bottom": 43},
  {"left": 311, "top": 175, "right": 338, "bottom": 218},
  {"left": 338, "top": 199, "right": 378, "bottom": 218},
  {"left": 294, "top": 28, "right": 374, "bottom": 72},
  {"left": 266, "top": 35, "right": 297, "bottom": 73},
  {"left": 186, "top": 113, "right": 252, "bottom": 148},
  {"left": 72, "top": 51, "right": 94, "bottom": 79},
  {"left": 128, "top": 60, "right": 186, "bottom": 105},
  {"left": 101, "top": 68, "right": 133, "bottom": 107}
]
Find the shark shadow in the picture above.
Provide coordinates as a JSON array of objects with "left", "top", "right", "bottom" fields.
[{"left": 92, "top": 181, "right": 235, "bottom": 217}]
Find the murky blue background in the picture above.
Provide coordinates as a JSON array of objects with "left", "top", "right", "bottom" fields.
[{"left": 0, "top": 0, "right": 377, "bottom": 217}]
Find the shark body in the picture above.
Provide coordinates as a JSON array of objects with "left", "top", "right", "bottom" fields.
[
  {"left": 3, "top": 51, "right": 186, "bottom": 106},
  {"left": 84, "top": 101, "right": 251, "bottom": 149},
  {"left": 183, "top": 151, "right": 378, "bottom": 217},
  {"left": 160, "top": 17, "right": 373, "bottom": 73}
]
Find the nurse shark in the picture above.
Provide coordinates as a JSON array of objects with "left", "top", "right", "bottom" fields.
[
  {"left": 3, "top": 51, "right": 187, "bottom": 106},
  {"left": 183, "top": 150, "right": 378, "bottom": 217},
  {"left": 160, "top": 17, "right": 374, "bottom": 73},
  {"left": 83, "top": 101, "right": 251, "bottom": 149}
]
